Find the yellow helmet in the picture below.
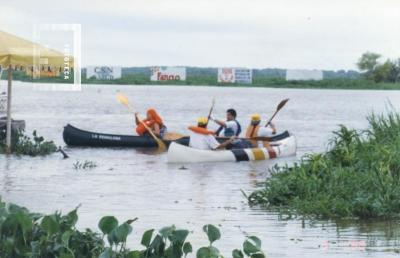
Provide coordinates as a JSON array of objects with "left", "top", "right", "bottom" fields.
[
  {"left": 251, "top": 114, "right": 261, "bottom": 122},
  {"left": 197, "top": 117, "right": 208, "bottom": 125}
]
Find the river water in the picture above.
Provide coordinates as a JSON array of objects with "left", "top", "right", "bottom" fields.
[{"left": 1, "top": 82, "right": 400, "bottom": 257}]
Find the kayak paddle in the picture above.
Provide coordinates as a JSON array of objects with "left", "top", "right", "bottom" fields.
[
  {"left": 205, "top": 98, "right": 215, "bottom": 127},
  {"left": 265, "top": 98, "right": 289, "bottom": 127}
]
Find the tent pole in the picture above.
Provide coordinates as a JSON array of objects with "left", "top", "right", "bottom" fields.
[{"left": 5, "top": 65, "right": 12, "bottom": 154}]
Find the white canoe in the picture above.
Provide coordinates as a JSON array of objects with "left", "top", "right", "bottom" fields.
[{"left": 167, "top": 134, "right": 297, "bottom": 163}]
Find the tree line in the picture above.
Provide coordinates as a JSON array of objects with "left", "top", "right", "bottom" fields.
[{"left": 357, "top": 52, "right": 400, "bottom": 83}]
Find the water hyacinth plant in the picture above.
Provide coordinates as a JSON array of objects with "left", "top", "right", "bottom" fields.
[
  {"left": 0, "top": 198, "right": 266, "bottom": 258},
  {"left": 74, "top": 160, "right": 98, "bottom": 170},
  {"left": 0, "top": 130, "right": 57, "bottom": 156},
  {"left": 248, "top": 112, "right": 400, "bottom": 219}
]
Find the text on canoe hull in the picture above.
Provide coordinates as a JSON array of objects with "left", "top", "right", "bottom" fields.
[{"left": 91, "top": 134, "right": 122, "bottom": 141}]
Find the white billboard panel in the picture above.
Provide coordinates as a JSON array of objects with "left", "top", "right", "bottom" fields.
[
  {"left": 151, "top": 67, "right": 186, "bottom": 81},
  {"left": 234, "top": 69, "right": 252, "bottom": 84},
  {"left": 218, "top": 68, "right": 252, "bottom": 84},
  {"left": 87, "top": 66, "right": 121, "bottom": 80},
  {"left": 286, "top": 69, "right": 323, "bottom": 81}
]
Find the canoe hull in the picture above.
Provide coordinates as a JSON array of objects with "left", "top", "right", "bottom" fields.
[
  {"left": 63, "top": 124, "right": 189, "bottom": 147},
  {"left": 63, "top": 124, "right": 291, "bottom": 149},
  {"left": 167, "top": 135, "right": 296, "bottom": 163}
]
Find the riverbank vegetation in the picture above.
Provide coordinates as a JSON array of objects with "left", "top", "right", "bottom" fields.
[
  {"left": 357, "top": 52, "right": 400, "bottom": 83},
  {"left": 2, "top": 52, "right": 399, "bottom": 89},
  {"left": 248, "top": 111, "right": 400, "bottom": 219},
  {"left": 0, "top": 130, "right": 57, "bottom": 156},
  {"left": 0, "top": 198, "right": 265, "bottom": 258},
  {"left": 7, "top": 70, "right": 400, "bottom": 90}
]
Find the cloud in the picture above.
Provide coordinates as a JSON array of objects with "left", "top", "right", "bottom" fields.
[{"left": 1, "top": 0, "right": 399, "bottom": 70}]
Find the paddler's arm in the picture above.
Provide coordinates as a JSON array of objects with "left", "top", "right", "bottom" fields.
[
  {"left": 267, "top": 122, "right": 277, "bottom": 134},
  {"left": 215, "top": 136, "right": 236, "bottom": 150},
  {"left": 153, "top": 123, "right": 161, "bottom": 136},
  {"left": 210, "top": 117, "right": 226, "bottom": 127}
]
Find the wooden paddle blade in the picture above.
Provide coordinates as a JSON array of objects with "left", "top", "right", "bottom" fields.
[
  {"left": 277, "top": 98, "right": 289, "bottom": 111},
  {"left": 156, "top": 138, "right": 167, "bottom": 152},
  {"left": 163, "top": 132, "right": 186, "bottom": 141},
  {"left": 116, "top": 93, "right": 130, "bottom": 106}
]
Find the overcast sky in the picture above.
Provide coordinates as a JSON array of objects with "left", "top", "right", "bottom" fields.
[{"left": 1, "top": 0, "right": 399, "bottom": 70}]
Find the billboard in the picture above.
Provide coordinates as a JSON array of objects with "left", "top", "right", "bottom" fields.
[
  {"left": 234, "top": 69, "right": 252, "bottom": 84},
  {"left": 218, "top": 68, "right": 252, "bottom": 84},
  {"left": 151, "top": 67, "right": 186, "bottom": 81},
  {"left": 286, "top": 69, "right": 323, "bottom": 81},
  {"left": 87, "top": 66, "right": 121, "bottom": 80},
  {"left": 218, "top": 68, "right": 235, "bottom": 83}
]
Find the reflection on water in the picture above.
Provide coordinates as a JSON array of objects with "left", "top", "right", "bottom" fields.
[{"left": 1, "top": 82, "right": 400, "bottom": 257}]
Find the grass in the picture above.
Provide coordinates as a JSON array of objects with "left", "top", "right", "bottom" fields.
[{"left": 248, "top": 111, "right": 400, "bottom": 219}]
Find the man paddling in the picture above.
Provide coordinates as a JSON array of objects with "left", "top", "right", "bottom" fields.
[
  {"left": 211, "top": 108, "right": 241, "bottom": 137},
  {"left": 210, "top": 109, "right": 251, "bottom": 149},
  {"left": 188, "top": 117, "right": 236, "bottom": 150},
  {"left": 245, "top": 113, "right": 277, "bottom": 148}
]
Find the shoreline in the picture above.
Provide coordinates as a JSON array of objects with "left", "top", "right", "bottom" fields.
[{"left": 3, "top": 79, "right": 400, "bottom": 91}]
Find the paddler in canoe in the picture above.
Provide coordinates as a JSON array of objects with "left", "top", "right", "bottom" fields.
[
  {"left": 188, "top": 117, "right": 236, "bottom": 150},
  {"left": 135, "top": 108, "right": 168, "bottom": 139},
  {"left": 210, "top": 108, "right": 252, "bottom": 149},
  {"left": 245, "top": 113, "right": 277, "bottom": 148}
]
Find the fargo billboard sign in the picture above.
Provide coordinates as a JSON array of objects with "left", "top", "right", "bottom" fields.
[
  {"left": 218, "top": 68, "right": 252, "bottom": 84},
  {"left": 86, "top": 66, "right": 122, "bottom": 80},
  {"left": 150, "top": 67, "right": 186, "bottom": 81}
]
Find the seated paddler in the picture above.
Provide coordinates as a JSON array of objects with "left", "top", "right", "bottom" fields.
[
  {"left": 211, "top": 108, "right": 241, "bottom": 137},
  {"left": 188, "top": 117, "right": 236, "bottom": 150},
  {"left": 245, "top": 113, "right": 277, "bottom": 148},
  {"left": 135, "top": 108, "right": 167, "bottom": 138},
  {"left": 210, "top": 108, "right": 251, "bottom": 149}
]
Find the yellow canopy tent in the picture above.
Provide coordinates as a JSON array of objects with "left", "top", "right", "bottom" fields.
[{"left": 0, "top": 30, "right": 73, "bottom": 153}]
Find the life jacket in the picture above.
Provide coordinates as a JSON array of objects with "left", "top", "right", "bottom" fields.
[
  {"left": 244, "top": 124, "right": 271, "bottom": 148},
  {"left": 188, "top": 126, "right": 215, "bottom": 135},
  {"left": 245, "top": 125, "right": 260, "bottom": 147},
  {"left": 216, "top": 120, "right": 241, "bottom": 137},
  {"left": 136, "top": 119, "right": 155, "bottom": 136}
]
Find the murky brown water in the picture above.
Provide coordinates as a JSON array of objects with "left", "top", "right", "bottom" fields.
[{"left": 1, "top": 82, "right": 400, "bottom": 257}]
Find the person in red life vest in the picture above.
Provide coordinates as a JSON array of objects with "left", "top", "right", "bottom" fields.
[
  {"left": 135, "top": 108, "right": 167, "bottom": 138},
  {"left": 188, "top": 117, "right": 236, "bottom": 150}
]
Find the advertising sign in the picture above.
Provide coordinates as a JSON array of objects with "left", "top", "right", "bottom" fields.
[
  {"left": 87, "top": 66, "right": 122, "bottom": 80},
  {"left": 234, "top": 69, "right": 252, "bottom": 84},
  {"left": 150, "top": 67, "right": 186, "bottom": 81},
  {"left": 218, "top": 68, "right": 252, "bottom": 84},
  {"left": 218, "top": 68, "right": 235, "bottom": 83}
]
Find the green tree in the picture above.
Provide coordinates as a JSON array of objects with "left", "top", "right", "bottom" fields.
[
  {"left": 357, "top": 52, "right": 381, "bottom": 72},
  {"left": 373, "top": 60, "right": 395, "bottom": 83},
  {"left": 357, "top": 52, "right": 382, "bottom": 81}
]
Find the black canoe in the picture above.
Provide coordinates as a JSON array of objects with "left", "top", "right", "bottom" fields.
[{"left": 63, "top": 124, "right": 290, "bottom": 148}]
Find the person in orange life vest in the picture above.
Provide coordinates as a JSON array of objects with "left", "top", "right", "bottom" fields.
[
  {"left": 188, "top": 117, "right": 236, "bottom": 150},
  {"left": 135, "top": 108, "right": 167, "bottom": 138},
  {"left": 245, "top": 113, "right": 277, "bottom": 148}
]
